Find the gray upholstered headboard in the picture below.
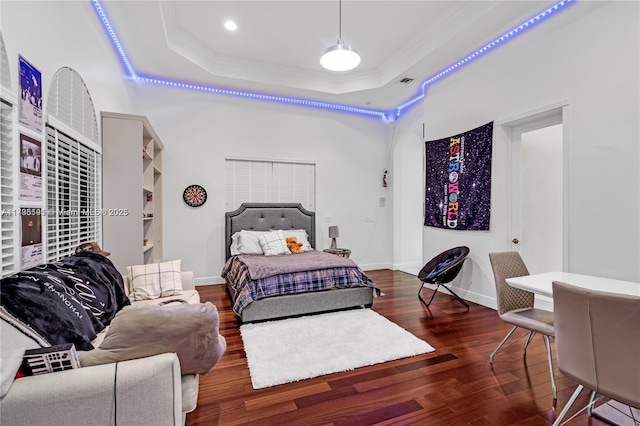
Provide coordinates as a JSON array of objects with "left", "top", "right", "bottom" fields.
[{"left": 225, "top": 203, "right": 316, "bottom": 260}]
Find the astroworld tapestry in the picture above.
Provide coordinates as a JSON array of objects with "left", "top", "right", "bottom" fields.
[{"left": 425, "top": 121, "right": 493, "bottom": 230}]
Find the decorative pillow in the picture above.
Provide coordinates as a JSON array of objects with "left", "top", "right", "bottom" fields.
[
  {"left": 1, "top": 347, "right": 26, "bottom": 400},
  {"left": 78, "top": 302, "right": 226, "bottom": 375},
  {"left": 231, "top": 230, "right": 269, "bottom": 255},
  {"left": 258, "top": 230, "right": 289, "bottom": 256},
  {"left": 283, "top": 229, "right": 313, "bottom": 251},
  {"left": 127, "top": 260, "right": 183, "bottom": 301}
]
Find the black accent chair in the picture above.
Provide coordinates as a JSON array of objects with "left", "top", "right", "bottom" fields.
[{"left": 418, "top": 246, "right": 470, "bottom": 309}]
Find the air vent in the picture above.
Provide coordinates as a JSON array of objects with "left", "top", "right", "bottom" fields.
[{"left": 398, "top": 77, "right": 414, "bottom": 84}]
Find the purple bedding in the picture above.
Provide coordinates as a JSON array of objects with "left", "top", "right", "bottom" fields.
[{"left": 221, "top": 251, "right": 376, "bottom": 316}]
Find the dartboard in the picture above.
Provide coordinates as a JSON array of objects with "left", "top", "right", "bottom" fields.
[{"left": 183, "top": 185, "right": 207, "bottom": 207}]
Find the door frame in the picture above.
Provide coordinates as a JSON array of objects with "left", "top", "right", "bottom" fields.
[{"left": 495, "top": 101, "right": 571, "bottom": 272}]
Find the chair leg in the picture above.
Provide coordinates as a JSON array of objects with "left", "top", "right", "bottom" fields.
[
  {"left": 523, "top": 330, "right": 535, "bottom": 355},
  {"left": 543, "top": 335, "right": 557, "bottom": 400},
  {"left": 587, "top": 391, "right": 596, "bottom": 416},
  {"left": 553, "top": 384, "right": 584, "bottom": 426},
  {"left": 418, "top": 283, "right": 440, "bottom": 307},
  {"left": 490, "top": 326, "right": 518, "bottom": 363},
  {"left": 439, "top": 284, "right": 470, "bottom": 309}
]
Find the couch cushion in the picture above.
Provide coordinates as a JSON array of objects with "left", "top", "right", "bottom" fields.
[
  {"left": 90, "top": 290, "right": 201, "bottom": 348},
  {"left": 181, "top": 374, "right": 199, "bottom": 413},
  {"left": 127, "top": 260, "right": 183, "bottom": 301},
  {"left": 79, "top": 302, "right": 226, "bottom": 375}
]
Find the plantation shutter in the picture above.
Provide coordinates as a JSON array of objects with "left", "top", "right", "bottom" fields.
[
  {"left": 45, "top": 126, "right": 101, "bottom": 262},
  {"left": 45, "top": 67, "right": 100, "bottom": 262},
  {"left": 0, "top": 98, "right": 15, "bottom": 276},
  {"left": 225, "top": 158, "right": 315, "bottom": 211}
]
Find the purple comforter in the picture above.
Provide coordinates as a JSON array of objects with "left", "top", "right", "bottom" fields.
[
  {"left": 236, "top": 251, "right": 357, "bottom": 280},
  {"left": 221, "top": 251, "right": 376, "bottom": 315}
]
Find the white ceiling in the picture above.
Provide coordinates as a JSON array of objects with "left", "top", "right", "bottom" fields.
[{"left": 101, "top": 1, "right": 558, "bottom": 111}]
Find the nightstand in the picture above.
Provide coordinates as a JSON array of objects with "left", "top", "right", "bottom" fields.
[{"left": 323, "top": 248, "right": 351, "bottom": 258}]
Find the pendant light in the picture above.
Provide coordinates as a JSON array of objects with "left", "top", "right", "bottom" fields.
[{"left": 320, "top": 0, "right": 361, "bottom": 72}]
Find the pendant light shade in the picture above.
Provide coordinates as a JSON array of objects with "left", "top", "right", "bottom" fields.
[
  {"left": 321, "top": 40, "right": 360, "bottom": 72},
  {"left": 321, "top": 0, "right": 360, "bottom": 72}
]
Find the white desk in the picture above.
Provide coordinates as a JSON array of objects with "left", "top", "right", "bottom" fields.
[{"left": 505, "top": 272, "right": 639, "bottom": 298}]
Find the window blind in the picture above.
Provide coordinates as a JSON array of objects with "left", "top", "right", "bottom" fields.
[
  {"left": 45, "top": 126, "right": 101, "bottom": 262},
  {"left": 47, "top": 67, "right": 100, "bottom": 145},
  {"left": 45, "top": 67, "right": 101, "bottom": 262},
  {"left": 225, "top": 158, "right": 315, "bottom": 211},
  {"left": 0, "top": 98, "right": 15, "bottom": 276}
]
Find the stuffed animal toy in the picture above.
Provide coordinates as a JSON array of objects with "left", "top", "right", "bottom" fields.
[{"left": 286, "top": 237, "right": 304, "bottom": 254}]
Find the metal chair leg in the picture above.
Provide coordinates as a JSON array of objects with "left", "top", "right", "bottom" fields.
[
  {"left": 490, "top": 326, "right": 518, "bottom": 363},
  {"left": 553, "top": 384, "right": 583, "bottom": 426},
  {"left": 587, "top": 391, "right": 596, "bottom": 416},
  {"left": 439, "top": 284, "right": 470, "bottom": 309},
  {"left": 523, "top": 330, "right": 534, "bottom": 355},
  {"left": 543, "top": 335, "right": 557, "bottom": 400},
  {"left": 418, "top": 283, "right": 440, "bottom": 307}
]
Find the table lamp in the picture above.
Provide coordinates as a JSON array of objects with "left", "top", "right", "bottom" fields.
[{"left": 328, "top": 226, "right": 339, "bottom": 250}]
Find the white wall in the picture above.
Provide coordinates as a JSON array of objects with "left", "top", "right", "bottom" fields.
[
  {"left": 1, "top": 1, "right": 134, "bottom": 118},
  {"left": 131, "top": 85, "right": 394, "bottom": 283},
  {"left": 419, "top": 1, "right": 640, "bottom": 308}
]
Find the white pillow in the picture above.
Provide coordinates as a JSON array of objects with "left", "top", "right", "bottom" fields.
[
  {"left": 258, "top": 230, "right": 289, "bottom": 256},
  {"left": 1, "top": 347, "right": 25, "bottom": 400},
  {"left": 127, "top": 260, "right": 183, "bottom": 301},
  {"left": 230, "top": 230, "right": 268, "bottom": 255},
  {"left": 282, "top": 229, "right": 313, "bottom": 251}
]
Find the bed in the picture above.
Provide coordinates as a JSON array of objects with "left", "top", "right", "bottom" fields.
[{"left": 222, "top": 203, "right": 377, "bottom": 323}]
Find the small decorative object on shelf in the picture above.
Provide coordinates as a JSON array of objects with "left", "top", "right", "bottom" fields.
[
  {"left": 146, "top": 193, "right": 153, "bottom": 202},
  {"left": 323, "top": 248, "right": 351, "bottom": 258},
  {"left": 22, "top": 343, "right": 81, "bottom": 375},
  {"left": 183, "top": 184, "right": 207, "bottom": 207}
]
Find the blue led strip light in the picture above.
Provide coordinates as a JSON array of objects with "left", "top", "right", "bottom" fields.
[
  {"left": 135, "top": 75, "right": 390, "bottom": 119},
  {"left": 91, "top": 0, "right": 573, "bottom": 121},
  {"left": 395, "top": 0, "right": 574, "bottom": 119},
  {"left": 91, "top": 0, "right": 136, "bottom": 78}
]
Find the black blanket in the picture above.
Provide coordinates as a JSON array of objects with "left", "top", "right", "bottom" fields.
[{"left": 0, "top": 252, "right": 130, "bottom": 350}]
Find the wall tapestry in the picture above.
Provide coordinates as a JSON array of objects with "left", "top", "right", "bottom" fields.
[{"left": 425, "top": 121, "right": 493, "bottom": 230}]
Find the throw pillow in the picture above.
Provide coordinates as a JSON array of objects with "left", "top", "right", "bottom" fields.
[
  {"left": 0, "top": 347, "right": 26, "bottom": 400},
  {"left": 78, "top": 302, "right": 226, "bottom": 375},
  {"left": 230, "top": 230, "right": 268, "bottom": 255},
  {"left": 127, "top": 260, "right": 183, "bottom": 301},
  {"left": 258, "top": 230, "right": 289, "bottom": 256}
]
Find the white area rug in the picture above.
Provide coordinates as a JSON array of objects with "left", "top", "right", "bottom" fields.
[{"left": 240, "top": 309, "right": 435, "bottom": 389}]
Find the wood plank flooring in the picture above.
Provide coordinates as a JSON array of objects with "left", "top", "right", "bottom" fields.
[{"left": 188, "top": 270, "right": 609, "bottom": 426}]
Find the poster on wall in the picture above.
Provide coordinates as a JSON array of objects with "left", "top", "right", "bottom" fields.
[
  {"left": 424, "top": 121, "right": 493, "bottom": 231},
  {"left": 21, "top": 207, "right": 43, "bottom": 269},
  {"left": 18, "top": 132, "right": 42, "bottom": 201},
  {"left": 18, "top": 55, "right": 43, "bottom": 133}
]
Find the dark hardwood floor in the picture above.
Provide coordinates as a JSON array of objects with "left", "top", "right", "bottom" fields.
[{"left": 188, "top": 270, "right": 607, "bottom": 426}]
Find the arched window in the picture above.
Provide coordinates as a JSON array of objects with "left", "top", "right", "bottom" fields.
[{"left": 45, "top": 68, "right": 101, "bottom": 261}]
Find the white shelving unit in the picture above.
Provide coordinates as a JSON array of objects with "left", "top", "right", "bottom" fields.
[{"left": 101, "top": 112, "right": 163, "bottom": 275}]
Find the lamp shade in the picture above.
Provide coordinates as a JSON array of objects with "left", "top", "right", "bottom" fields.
[
  {"left": 328, "top": 226, "right": 340, "bottom": 238},
  {"left": 320, "top": 40, "right": 360, "bottom": 72}
]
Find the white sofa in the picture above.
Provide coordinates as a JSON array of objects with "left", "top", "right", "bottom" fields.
[{"left": 0, "top": 271, "right": 221, "bottom": 426}]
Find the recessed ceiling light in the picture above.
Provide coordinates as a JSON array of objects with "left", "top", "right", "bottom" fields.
[{"left": 224, "top": 20, "right": 237, "bottom": 31}]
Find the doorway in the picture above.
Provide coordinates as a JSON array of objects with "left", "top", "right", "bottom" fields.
[
  {"left": 502, "top": 104, "right": 567, "bottom": 274},
  {"left": 516, "top": 124, "right": 563, "bottom": 273}
]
